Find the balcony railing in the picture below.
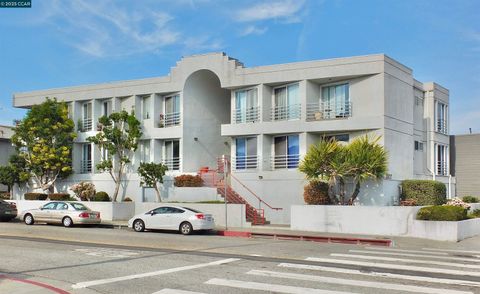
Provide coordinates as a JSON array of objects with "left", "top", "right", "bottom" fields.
[
  {"left": 80, "top": 160, "right": 92, "bottom": 174},
  {"left": 307, "top": 102, "right": 352, "bottom": 121},
  {"left": 159, "top": 112, "right": 181, "bottom": 128},
  {"left": 271, "top": 154, "right": 300, "bottom": 169},
  {"left": 271, "top": 104, "right": 301, "bottom": 121},
  {"left": 233, "top": 107, "right": 260, "bottom": 123},
  {"left": 162, "top": 157, "right": 180, "bottom": 171},
  {"left": 232, "top": 155, "right": 259, "bottom": 170},
  {"left": 437, "top": 161, "right": 448, "bottom": 176},
  {"left": 436, "top": 119, "right": 447, "bottom": 134},
  {"left": 82, "top": 118, "right": 93, "bottom": 132}
]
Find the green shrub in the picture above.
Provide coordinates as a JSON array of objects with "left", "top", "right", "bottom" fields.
[
  {"left": 0, "top": 192, "right": 10, "bottom": 200},
  {"left": 123, "top": 197, "right": 133, "bottom": 202},
  {"left": 469, "top": 209, "right": 480, "bottom": 218},
  {"left": 462, "top": 196, "right": 479, "bottom": 203},
  {"left": 416, "top": 205, "right": 468, "bottom": 221},
  {"left": 48, "top": 193, "right": 71, "bottom": 201},
  {"left": 401, "top": 180, "right": 446, "bottom": 205},
  {"left": 174, "top": 175, "right": 203, "bottom": 187},
  {"left": 93, "top": 191, "right": 110, "bottom": 202},
  {"left": 24, "top": 193, "right": 48, "bottom": 200},
  {"left": 304, "top": 181, "right": 330, "bottom": 205}
]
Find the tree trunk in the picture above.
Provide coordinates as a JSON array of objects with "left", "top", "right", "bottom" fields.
[
  {"left": 348, "top": 181, "right": 361, "bottom": 205},
  {"left": 113, "top": 180, "right": 121, "bottom": 202},
  {"left": 339, "top": 178, "right": 346, "bottom": 205},
  {"left": 153, "top": 184, "right": 162, "bottom": 202}
]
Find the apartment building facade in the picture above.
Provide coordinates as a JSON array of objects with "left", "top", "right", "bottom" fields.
[{"left": 13, "top": 53, "right": 451, "bottom": 223}]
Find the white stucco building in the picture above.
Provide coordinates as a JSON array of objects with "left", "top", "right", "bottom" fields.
[{"left": 12, "top": 53, "right": 451, "bottom": 223}]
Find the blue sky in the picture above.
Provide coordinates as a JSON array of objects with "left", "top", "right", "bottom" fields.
[{"left": 0, "top": 0, "right": 478, "bottom": 134}]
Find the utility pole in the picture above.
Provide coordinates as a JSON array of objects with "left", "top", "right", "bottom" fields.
[{"left": 223, "top": 155, "right": 228, "bottom": 230}]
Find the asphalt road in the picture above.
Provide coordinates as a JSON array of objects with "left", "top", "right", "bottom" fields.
[{"left": 1, "top": 223, "right": 480, "bottom": 294}]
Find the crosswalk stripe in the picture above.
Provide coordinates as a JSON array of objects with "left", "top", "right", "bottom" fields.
[
  {"left": 205, "top": 278, "right": 355, "bottom": 294},
  {"left": 305, "top": 257, "right": 480, "bottom": 277},
  {"left": 248, "top": 269, "right": 473, "bottom": 294},
  {"left": 278, "top": 263, "right": 480, "bottom": 287},
  {"left": 422, "top": 248, "right": 480, "bottom": 255},
  {"left": 363, "top": 247, "right": 449, "bottom": 255},
  {"left": 152, "top": 289, "right": 206, "bottom": 294},
  {"left": 330, "top": 253, "right": 480, "bottom": 269},
  {"left": 349, "top": 249, "right": 480, "bottom": 263}
]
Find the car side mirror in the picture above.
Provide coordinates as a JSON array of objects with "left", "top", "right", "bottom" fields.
[
  {"left": 39, "top": 207, "right": 44, "bottom": 210},
  {"left": 150, "top": 211, "right": 156, "bottom": 216}
]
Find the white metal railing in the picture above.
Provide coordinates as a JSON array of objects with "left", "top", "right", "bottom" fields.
[
  {"left": 271, "top": 154, "right": 300, "bottom": 169},
  {"left": 232, "top": 155, "right": 259, "bottom": 170},
  {"left": 271, "top": 104, "right": 301, "bottom": 121},
  {"left": 437, "top": 161, "right": 448, "bottom": 176},
  {"left": 233, "top": 107, "right": 260, "bottom": 123},
  {"left": 307, "top": 101, "right": 352, "bottom": 121},
  {"left": 82, "top": 118, "right": 93, "bottom": 132},
  {"left": 436, "top": 119, "right": 447, "bottom": 134},
  {"left": 159, "top": 112, "right": 181, "bottom": 128},
  {"left": 162, "top": 157, "right": 180, "bottom": 171},
  {"left": 80, "top": 160, "right": 92, "bottom": 174}
]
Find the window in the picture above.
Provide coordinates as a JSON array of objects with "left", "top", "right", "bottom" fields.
[
  {"left": 42, "top": 203, "right": 57, "bottom": 210},
  {"left": 235, "top": 88, "right": 259, "bottom": 123},
  {"left": 321, "top": 84, "right": 350, "bottom": 119},
  {"left": 273, "top": 135, "right": 299, "bottom": 169},
  {"left": 235, "top": 137, "right": 258, "bottom": 170},
  {"left": 142, "top": 95, "right": 151, "bottom": 119},
  {"left": 414, "top": 141, "right": 424, "bottom": 151},
  {"left": 139, "top": 140, "right": 151, "bottom": 163},
  {"left": 436, "top": 143, "right": 448, "bottom": 176},
  {"left": 436, "top": 101, "right": 448, "bottom": 134},
  {"left": 324, "top": 134, "right": 350, "bottom": 142},
  {"left": 415, "top": 96, "right": 424, "bottom": 107},
  {"left": 166, "top": 207, "right": 184, "bottom": 214},
  {"left": 71, "top": 203, "right": 88, "bottom": 211},
  {"left": 81, "top": 102, "right": 93, "bottom": 131},
  {"left": 56, "top": 203, "right": 68, "bottom": 210},
  {"left": 163, "top": 95, "right": 180, "bottom": 126},
  {"left": 102, "top": 100, "right": 112, "bottom": 117},
  {"left": 164, "top": 140, "right": 180, "bottom": 170},
  {"left": 151, "top": 207, "right": 169, "bottom": 214},
  {"left": 81, "top": 144, "right": 92, "bottom": 173},
  {"left": 273, "top": 83, "right": 300, "bottom": 121},
  {"left": 67, "top": 103, "right": 73, "bottom": 119}
]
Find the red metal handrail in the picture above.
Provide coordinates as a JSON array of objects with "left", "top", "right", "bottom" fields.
[{"left": 229, "top": 173, "right": 283, "bottom": 211}]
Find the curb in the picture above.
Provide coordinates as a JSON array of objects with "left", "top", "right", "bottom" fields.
[{"left": 216, "top": 230, "right": 392, "bottom": 247}]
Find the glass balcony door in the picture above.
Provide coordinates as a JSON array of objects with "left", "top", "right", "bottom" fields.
[
  {"left": 235, "top": 88, "right": 258, "bottom": 123},
  {"left": 235, "top": 137, "right": 257, "bottom": 170},
  {"left": 82, "top": 102, "right": 93, "bottom": 131},
  {"left": 273, "top": 135, "right": 299, "bottom": 169},
  {"left": 164, "top": 95, "right": 180, "bottom": 127},
  {"left": 273, "top": 83, "right": 300, "bottom": 120},
  {"left": 164, "top": 140, "right": 180, "bottom": 170},
  {"left": 321, "top": 84, "right": 350, "bottom": 119},
  {"left": 81, "top": 144, "right": 92, "bottom": 173}
]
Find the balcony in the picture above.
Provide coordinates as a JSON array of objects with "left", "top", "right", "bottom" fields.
[
  {"left": 437, "top": 161, "right": 448, "bottom": 176},
  {"left": 80, "top": 118, "right": 93, "bottom": 132},
  {"left": 307, "top": 102, "right": 352, "bottom": 121},
  {"left": 158, "top": 112, "right": 181, "bottom": 128},
  {"left": 162, "top": 157, "right": 180, "bottom": 171},
  {"left": 232, "top": 155, "right": 259, "bottom": 170},
  {"left": 271, "top": 154, "right": 300, "bottom": 169},
  {"left": 271, "top": 104, "right": 301, "bottom": 121},
  {"left": 436, "top": 119, "right": 447, "bottom": 134},
  {"left": 80, "top": 159, "right": 92, "bottom": 174},
  {"left": 233, "top": 107, "right": 260, "bottom": 124}
]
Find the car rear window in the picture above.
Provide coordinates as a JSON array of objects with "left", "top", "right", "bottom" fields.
[
  {"left": 182, "top": 207, "right": 201, "bottom": 213},
  {"left": 71, "top": 203, "right": 88, "bottom": 211}
]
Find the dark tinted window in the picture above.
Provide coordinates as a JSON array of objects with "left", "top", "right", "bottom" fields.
[
  {"left": 42, "top": 203, "right": 57, "bottom": 210},
  {"left": 55, "top": 203, "right": 68, "bottom": 210},
  {"left": 166, "top": 207, "right": 184, "bottom": 214},
  {"left": 152, "top": 207, "right": 169, "bottom": 214},
  {"left": 182, "top": 207, "right": 201, "bottom": 213}
]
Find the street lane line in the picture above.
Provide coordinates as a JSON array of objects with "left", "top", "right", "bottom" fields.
[
  {"left": 248, "top": 269, "right": 473, "bottom": 294},
  {"left": 279, "top": 263, "right": 480, "bottom": 287},
  {"left": 363, "top": 247, "right": 449, "bottom": 255},
  {"left": 205, "top": 278, "right": 355, "bottom": 294},
  {"left": 423, "top": 248, "right": 480, "bottom": 255},
  {"left": 349, "top": 249, "right": 480, "bottom": 263},
  {"left": 305, "top": 257, "right": 480, "bottom": 277},
  {"left": 152, "top": 289, "right": 206, "bottom": 294},
  {"left": 330, "top": 253, "right": 480, "bottom": 269},
  {"left": 72, "top": 258, "right": 239, "bottom": 289}
]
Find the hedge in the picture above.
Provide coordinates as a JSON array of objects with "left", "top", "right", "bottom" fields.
[
  {"left": 24, "top": 193, "right": 48, "bottom": 200},
  {"left": 416, "top": 205, "right": 468, "bottom": 221},
  {"left": 174, "top": 175, "right": 203, "bottom": 187},
  {"left": 48, "top": 193, "right": 71, "bottom": 201},
  {"left": 401, "top": 180, "right": 446, "bottom": 205},
  {"left": 462, "top": 196, "right": 479, "bottom": 203},
  {"left": 93, "top": 191, "right": 110, "bottom": 202},
  {"left": 304, "top": 181, "right": 330, "bottom": 205}
]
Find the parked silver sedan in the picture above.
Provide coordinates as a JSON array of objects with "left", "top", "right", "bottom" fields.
[{"left": 22, "top": 201, "right": 101, "bottom": 227}]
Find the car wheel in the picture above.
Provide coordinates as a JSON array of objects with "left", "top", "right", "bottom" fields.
[
  {"left": 180, "top": 222, "right": 193, "bottom": 235},
  {"left": 133, "top": 219, "right": 145, "bottom": 232},
  {"left": 24, "top": 214, "right": 34, "bottom": 225},
  {"left": 62, "top": 216, "right": 73, "bottom": 228}
]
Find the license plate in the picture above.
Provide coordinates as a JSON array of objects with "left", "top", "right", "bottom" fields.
[
  {"left": 4, "top": 211, "right": 10, "bottom": 214},
  {"left": 206, "top": 217, "right": 212, "bottom": 221}
]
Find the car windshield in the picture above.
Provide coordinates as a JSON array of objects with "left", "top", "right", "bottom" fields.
[
  {"left": 182, "top": 207, "right": 202, "bottom": 213},
  {"left": 71, "top": 203, "right": 88, "bottom": 211}
]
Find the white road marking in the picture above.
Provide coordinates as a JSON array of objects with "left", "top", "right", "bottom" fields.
[
  {"left": 75, "top": 248, "right": 140, "bottom": 258},
  {"left": 152, "top": 289, "right": 206, "bottom": 294},
  {"left": 249, "top": 254, "right": 262, "bottom": 257},
  {"left": 279, "top": 263, "right": 480, "bottom": 287},
  {"left": 305, "top": 257, "right": 480, "bottom": 277},
  {"left": 349, "top": 249, "right": 480, "bottom": 263},
  {"left": 72, "top": 258, "right": 239, "bottom": 289},
  {"left": 330, "top": 253, "right": 480, "bottom": 269},
  {"left": 205, "top": 278, "right": 355, "bottom": 294},
  {"left": 363, "top": 247, "right": 449, "bottom": 255},
  {"left": 423, "top": 248, "right": 480, "bottom": 255},
  {"left": 248, "top": 269, "right": 473, "bottom": 294}
]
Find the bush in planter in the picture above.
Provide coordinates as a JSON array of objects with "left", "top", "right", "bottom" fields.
[
  {"left": 70, "top": 182, "right": 96, "bottom": 201},
  {"left": 174, "top": 175, "right": 203, "bottom": 187},
  {"left": 416, "top": 205, "right": 468, "bottom": 221},
  {"left": 24, "top": 193, "right": 48, "bottom": 200},
  {"left": 462, "top": 196, "right": 479, "bottom": 203},
  {"left": 48, "top": 193, "right": 71, "bottom": 201},
  {"left": 469, "top": 209, "right": 480, "bottom": 218},
  {"left": 0, "top": 192, "right": 10, "bottom": 200},
  {"left": 445, "top": 198, "right": 470, "bottom": 210},
  {"left": 401, "top": 180, "right": 446, "bottom": 205},
  {"left": 303, "top": 181, "right": 330, "bottom": 205},
  {"left": 93, "top": 191, "right": 110, "bottom": 202},
  {"left": 123, "top": 197, "right": 133, "bottom": 202}
]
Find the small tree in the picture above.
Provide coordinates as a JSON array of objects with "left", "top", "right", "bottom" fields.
[
  {"left": 0, "top": 166, "right": 15, "bottom": 194},
  {"left": 11, "top": 98, "right": 76, "bottom": 192},
  {"left": 137, "top": 162, "right": 168, "bottom": 202},
  {"left": 87, "top": 110, "right": 142, "bottom": 201}
]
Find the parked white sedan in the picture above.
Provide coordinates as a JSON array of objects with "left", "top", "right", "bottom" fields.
[{"left": 128, "top": 206, "right": 215, "bottom": 235}]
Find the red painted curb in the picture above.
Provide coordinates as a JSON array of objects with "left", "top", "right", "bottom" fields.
[
  {"left": 216, "top": 230, "right": 392, "bottom": 247},
  {"left": 0, "top": 275, "right": 70, "bottom": 294}
]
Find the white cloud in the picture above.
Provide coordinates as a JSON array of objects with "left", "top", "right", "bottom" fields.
[
  {"left": 235, "top": 0, "right": 305, "bottom": 22},
  {"left": 239, "top": 25, "right": 268, "bottom": 36}
]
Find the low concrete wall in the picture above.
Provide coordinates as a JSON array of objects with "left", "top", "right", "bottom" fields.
[
  {"left": 135, "top": 202, "right": 249, "bottom": 228},
  {"left": 411, "top": 218, "right": 480, "bottom": 242}
]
